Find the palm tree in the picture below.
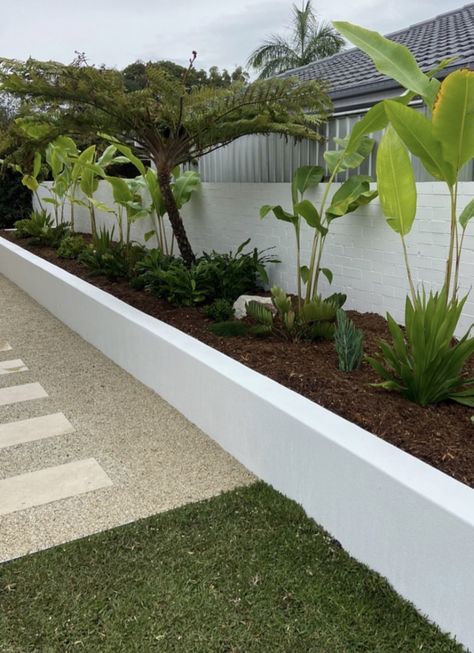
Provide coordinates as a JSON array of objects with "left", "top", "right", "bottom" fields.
[
  {"left": 248, "top": 1, "right": 344, "bottom": 79},
  {"left": 0, "top": 56, "right": 331, "bottom": 265}
]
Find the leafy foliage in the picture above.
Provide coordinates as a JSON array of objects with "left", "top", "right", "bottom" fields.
[
  {"left": 203, "top": 299, "right": 235, "bottom": 322},
  {"left": 133, "top": 240, "right": 276, "bottom": 306},
  {"left": 57, "top": 233, "right": 86, "bottom": 259},
  {"left": 79, "top": 227, "right": 144, "bottom": 281},
  {"left": 0, "top": 167, "right": 32, "bottom": 227},
  {"left": 368, "top": 290, "right": 474, "bottom": 407},
  {"left": 334, "top": 309, "right": 364, "bottom": 372},
  {"left": 209, "top": 320, "right": 250, "bottom": 338},
  {"left": 246, "top": 286, "right": 343, "bottom": 341},
  {"left": 14, "top": 210, "right": 69, "bottom": 246},
  {"left": 0, "top": 54, "right": 332, "bottom": 264},
  {"left": 248, "top": 0, "right": 344, "bottom": 78},
  {"left": 122, "top": 60, "right": 249, "bottom": 92}
]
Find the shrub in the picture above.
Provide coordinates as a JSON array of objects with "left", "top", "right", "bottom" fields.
[
  {"left": 79, "top": 227, "right": 144, "bottom": 281},
  {"left": 209, "top": 321, "right": 249, "bottom": 337},
  {"left": 57, "top": 234, "right": 86, "bottom": 259},
  {"left": 14, "top": 210, "right": 69, "bottom": 247},
  {"left": 203, "top": 299, "right": 235, "bottom": 322},
  {"left": 368, "top": 289, "right": 474, "bottom": 407},
  {"left": 132, "top": 240, "right": 277, "bottom": 307},
  {"left": 199, "top": 239, "right": 278, "bottom": 302},
  {"left": 246, "top": 287, "right": 345, "bottom": 341},
  {"left": 0, "top": 168, "right": 32, "bottom": 228},
  {"left": 334, "top": 309, "right": 364, "bottom": 372}
]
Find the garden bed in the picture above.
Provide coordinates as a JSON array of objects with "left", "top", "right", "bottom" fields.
[
  {"left": 2, "top": 230, "right": 473, "bottom": 489},
  {"left": 2, "top": 232, "right": 474, "bottom": 651}
]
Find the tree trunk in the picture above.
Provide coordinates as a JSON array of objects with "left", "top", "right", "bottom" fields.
[{"left": 157, "top": 169, "right": 195, "bottom": 266}]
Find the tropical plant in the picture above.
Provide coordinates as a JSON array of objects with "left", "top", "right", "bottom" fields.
[
  {"left": 334, "top": 21, "right": 474, "bottom": 405},
  {"left": 199, "top": 239, "right": 278, "bottom": 302},
  {"left": 0, "top": 54, "right": 332, "bottom": 265},
  {"left": 246, "top": 286, "right": 344, "bottom": 341},
  {"left": 57, "top": 233, "right": 86, "bottom": 259},
  {"left": 334, "top": 309, "right": 364, "bottom": 372},
  {"left": 261, "top": 160, "right": 377, "bottom": 309},
  {"left": 79, "top": 227, "right": 144, "bottom": 280},
  {"left": 42, "top": 136, "right": 79, "bottom": 226},
  {"left": 248, "top": 0, "right": 344, "bottom": 78},
  {"left": 14, "top": 209, "right": 69, "bottom": 246},
  {"left": 367, "top": 289, "right": 474, "bottom": 407}
]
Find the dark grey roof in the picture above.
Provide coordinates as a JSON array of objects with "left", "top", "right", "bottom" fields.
[{"left": 282, "top": 4, "right": 474, "bottom": 109}]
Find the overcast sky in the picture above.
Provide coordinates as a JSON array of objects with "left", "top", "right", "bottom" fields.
[{"left": 0, "top": 0, "right": 465, "bottom": 72}]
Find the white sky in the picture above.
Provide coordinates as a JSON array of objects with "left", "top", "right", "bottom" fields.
[{"left": 0, "top": 0, "right": 465, "bottom": 71}]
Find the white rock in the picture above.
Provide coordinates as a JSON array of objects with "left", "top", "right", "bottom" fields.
[{"left": 233, "top": 294, "right": 274, "bottom": 320}]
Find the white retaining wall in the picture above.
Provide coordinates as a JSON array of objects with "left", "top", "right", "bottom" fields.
[
  {"left": 36, "top": 181, "right": 474, "bottom": 333},
  {"left": 1, "top": 236, "right": 473, "bottom": 651}
]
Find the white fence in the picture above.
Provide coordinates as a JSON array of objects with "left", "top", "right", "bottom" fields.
[{"left": 36, "top": 181, "right": 474, "bottom": 335}]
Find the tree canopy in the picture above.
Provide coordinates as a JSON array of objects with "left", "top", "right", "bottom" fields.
[
  {"left": 248, "top": 1, "right": 344, "bottom": 78},
  {"left": 0, "top": 55, "right": 332, "bottom": 264}
]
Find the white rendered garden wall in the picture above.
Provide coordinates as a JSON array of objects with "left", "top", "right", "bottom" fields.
[
  {"left": 1, "top": 237, "right": 473, "bottom": 651},
  {"left": 36, "top": 181, "right": 474, "bottom": 335}
]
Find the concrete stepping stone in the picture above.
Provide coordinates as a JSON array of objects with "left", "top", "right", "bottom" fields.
[
  {"left": 0, "top": 382, "right": 48, "bottom": 407},
  {"left": 0, "top": 359, "right": 28, "bottom": 375},
  {"left": 0, "top": 341, "right": 12, "bottom": 352},
  {"left": 0, "top": 413, "right": 74, "bottom": 449},
  {"left": 0, "top": 459, "right": 113, "bottom": 516}
]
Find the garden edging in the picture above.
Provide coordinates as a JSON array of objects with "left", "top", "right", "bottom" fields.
[{"left": 1, "top": 235, "right": 473, "bottom": 651}]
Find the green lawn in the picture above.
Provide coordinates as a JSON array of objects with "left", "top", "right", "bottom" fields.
[{"left": 0, "top": 482, "right": 463, "bottom": 652}]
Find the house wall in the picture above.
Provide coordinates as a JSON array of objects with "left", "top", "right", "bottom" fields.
[
  {"left": 36, "top": 180, "right": 474, "bottom": 335},
  {"left": 188, "top": 116, "right": 474, "bottom": 184}
]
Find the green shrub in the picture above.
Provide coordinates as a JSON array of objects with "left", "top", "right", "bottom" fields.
[
  {"left": 334, "top": 309, "right": 364, "bottom": 372},
  {"left": 79, "top": 227, "right": 144, "bottom": 281},
  {"left": 209, "top": 321, "right": 249, "bottom": 337},
  {"left": 368, "top": 289, "right": 474, "bottom": 407},
  {"left": 130, "top": 249, "right": 176, "bottom": 289},
  {"left": 203, "top": 299, "right": 235, "bottom": 322},
  {"left": 132, "top": 240, "right": 276, "bottom": 307},
  {"left": 246, "top": 286, "right": 342, "bottom": 342},
  {"left": 14, "top": 210, "right": 69, "bottom": 247},
  {"left": 199, "top": 239, "right": 278, "bottom": 302},
  {"left": 57, "top": 234, "right": 86, "bottom": 259},
  {"left": 0, "top": 168, "right": 32, "bottom": 228}
]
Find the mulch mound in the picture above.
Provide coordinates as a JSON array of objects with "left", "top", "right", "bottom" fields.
[{"left": 3, "top": 232, "right": 473, "bottom": 489}]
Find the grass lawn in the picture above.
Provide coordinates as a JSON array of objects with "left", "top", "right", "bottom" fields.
[{"left": 0, "top": 482, "right": 463, "bottom": 652}]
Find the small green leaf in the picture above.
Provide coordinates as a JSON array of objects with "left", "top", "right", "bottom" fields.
[
  {"left": 459, "top": 199, "right": 474, "bottom": 229},
  {"left": 299, "top": 265, "right": 310, "bottom": 284},
  {"left": 321, "top": 268, "right": 333, "bottom": 284}
]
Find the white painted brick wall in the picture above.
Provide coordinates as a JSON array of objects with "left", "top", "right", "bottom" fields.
[{"left": 36, "top": 181, "right": 474, "bottom": 334}]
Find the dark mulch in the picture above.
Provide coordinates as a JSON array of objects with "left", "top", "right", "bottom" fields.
[{"left": 3, "top": 232, "right": 473, "bottom": 489}]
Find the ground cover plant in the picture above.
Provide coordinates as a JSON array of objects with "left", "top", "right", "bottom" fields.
[{"left": 0, "top": 482, "right": 464, "bottom": 653}]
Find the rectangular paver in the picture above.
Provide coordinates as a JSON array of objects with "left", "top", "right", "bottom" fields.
[
  {"left": 0, "top": 413, "right": 74, "bottom": 449},
  {"left": 0, "top": 341, "right": 12, "bottom": 352},
  {"left": 0, "top": 359, "right": 28, "bottom": 375},
  {"left": 0, "top": 383, "right": 48, "bottom": 407},
  {"left": 0, "top": 459, "right": 113, "bottom": 516}
]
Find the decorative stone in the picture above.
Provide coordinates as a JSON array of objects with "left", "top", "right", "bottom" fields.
[{"left": 233, "top": 295, "right": 275, "bottom": 320}]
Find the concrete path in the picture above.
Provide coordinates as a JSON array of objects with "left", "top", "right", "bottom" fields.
[{"left": 0, "top": 274, "right": 254, "bottom": 562}]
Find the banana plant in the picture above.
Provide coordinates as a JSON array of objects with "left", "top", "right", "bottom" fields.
[
  {"left": 260, "top": 152, "right": 377, "bottom": 308},
  {"left": 42, "top": 136, "right": 78, "bottom": 226},
  {"left": 334, "top": 21, "right": 474, "bottom": 302},
  {"left": 105, "top": 175, "right": 150, "bottom": 246},
  {"left": 69, "top": 144, "right": 118, "bottom": 236}
]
